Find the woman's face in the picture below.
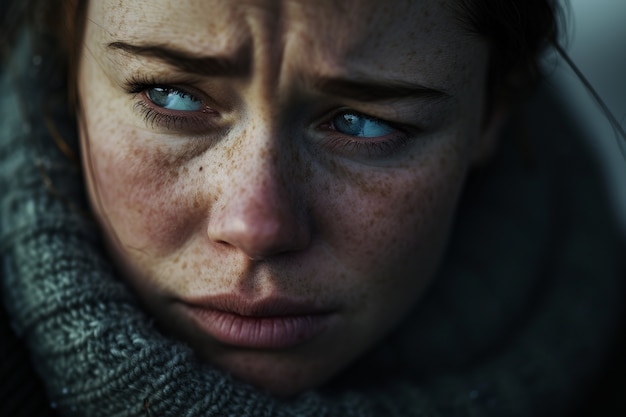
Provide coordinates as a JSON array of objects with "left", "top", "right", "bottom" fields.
[{"left": 79, "top": 0, "right": 491, "bottom": 395}]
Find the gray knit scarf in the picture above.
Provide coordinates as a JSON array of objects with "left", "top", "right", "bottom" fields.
[{"left": 1, "top": 33, "right": 623, "bottom": 417}]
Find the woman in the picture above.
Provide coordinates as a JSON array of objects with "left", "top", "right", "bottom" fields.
[{"left": 1, "top": 0, "right": 624, "bottom": 416}]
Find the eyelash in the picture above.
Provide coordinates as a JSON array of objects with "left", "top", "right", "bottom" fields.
[
  {"left": 319, "top": 111, "right": 413, "bottom": 158},
  {"left": 123, "top": 76, "right": 417, "bottom": 157},
  {"left": 124, "top": 75, "right": 218, "bottom": 133},
  {"left": 322, "top": 133, "right": 412, "bottom": 158}
]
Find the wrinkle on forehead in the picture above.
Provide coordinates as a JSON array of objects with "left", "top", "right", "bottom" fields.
[
  {"left": 90, "top": 0, "right": 486, "bottom": 92},
  {"left": 277, "top": 0, "right": 483, "bottom": 90},
  {"left": 90, "top": 0, "right": 252, "bottom": 55}
]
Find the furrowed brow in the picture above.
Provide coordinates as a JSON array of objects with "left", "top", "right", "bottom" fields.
[
  {"left": 315, "top": 77, "right": 450, "bottom": 102},
  {"left": 106, "top": 41, "right": 250, "bottom": 77}
]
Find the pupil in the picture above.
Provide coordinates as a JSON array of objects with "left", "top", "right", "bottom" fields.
[
  {"left": 335, "top": 113, "right": 364, "bottom": 135},
  {"left": 148, "top": 87, "right": 171, "bottom": 107}
]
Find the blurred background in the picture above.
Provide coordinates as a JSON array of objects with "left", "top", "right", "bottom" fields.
[{"left": 552, "top": 0, "right": 626, "bottom": 232}]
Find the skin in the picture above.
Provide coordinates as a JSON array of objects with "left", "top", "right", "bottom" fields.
[{"left": 78, "top": 0, "right": 497, "bottom": 396}]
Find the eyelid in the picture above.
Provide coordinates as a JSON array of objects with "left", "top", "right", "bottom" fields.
[
  {"left": 133, "top": 98, "right": 217, "bottom": 132},
  {"left": 320, "top": 130, "right": 412, "bottom": 158},
  {"left": 124, "top": 75, "right": 209, "bottom": 104}
]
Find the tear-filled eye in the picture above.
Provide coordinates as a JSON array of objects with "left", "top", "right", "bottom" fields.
[
  {"left": 146, "top": 87, "right": 203, "bottom": 111},
  {"left": 332, "top": 111, "right": 396, "bottom": 138}
]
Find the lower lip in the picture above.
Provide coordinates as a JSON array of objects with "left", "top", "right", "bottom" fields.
[{"left": 183, "top": 306, "right": 333, "bottom": 349}]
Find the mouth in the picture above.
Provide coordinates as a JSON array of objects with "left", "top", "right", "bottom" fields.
[{"left": 179, "top": 294, "right": 337, "bottom": 349}]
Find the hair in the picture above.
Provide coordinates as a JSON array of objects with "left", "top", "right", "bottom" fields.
[
  {"left": 1, "top": 0, "right": 87, "bottom": 112},
  {"left": 452, "top": 0, "right": 561, "bottom": 102},
  {"left": 1, "top": 0, "right": 562, "bottom": 111}
]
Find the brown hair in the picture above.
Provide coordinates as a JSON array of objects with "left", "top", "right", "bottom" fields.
[
  {"left": 53, "top": 0, "right": 89, "bottom": 112},
  {"left": 452, "top": 0, "right": 561, "bottom": 102},
  {"left": 1, "top": 0, "right": 87, "bottom": 110}
]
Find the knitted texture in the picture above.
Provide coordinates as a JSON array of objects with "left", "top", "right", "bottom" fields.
[{"left": 1, "top": 32, "right": 624, "bottom": 417}]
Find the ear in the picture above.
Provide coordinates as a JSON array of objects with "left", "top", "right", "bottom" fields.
[{"left": 470, "top": 101, "right": 511, "bottom": 166}]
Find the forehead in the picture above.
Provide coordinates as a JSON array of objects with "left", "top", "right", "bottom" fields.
[
  {"left": 96, "top": 0, "right": 462, "bottom": 40},
  {"left": 89, "top": 0, "right": 483, "bottom": 87}
]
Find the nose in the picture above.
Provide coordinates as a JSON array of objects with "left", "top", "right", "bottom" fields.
[{"left": 207, "top": 136, "right": 311, "bottom": 260}]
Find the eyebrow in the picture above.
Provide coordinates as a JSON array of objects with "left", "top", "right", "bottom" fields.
[
  {"left": 106, "top": 41, "right": 250, "bottom": 77},
  {"left": 106, "top": 41, "right": 448, "bottom": 103},
  {"left": 314, "top": 77, "right": 450, "bottom": 103}
]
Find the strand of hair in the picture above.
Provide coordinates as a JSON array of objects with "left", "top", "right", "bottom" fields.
[{"left": 553, "top": 41, "right": 626, "bottom": 160}]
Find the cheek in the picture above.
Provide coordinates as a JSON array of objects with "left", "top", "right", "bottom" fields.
[
  {"left": 308, "top": 139, "right": 470, "bottom": 323},
  {"left": 81, "top": 121, "right": 207, "bottom": 257},
  {"left": 318, "top": 144, "right": 468, "bottom": 275},
  {"left": 303, "top": 139, "right": 471, "bottom": 350}
]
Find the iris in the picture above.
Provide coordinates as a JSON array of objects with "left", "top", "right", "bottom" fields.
[
  {"left": 333, "top": 112, "right": 395, "bottom": 137},
  {"left": 147, "top": 87, "right": 203, "bottom": 111}
]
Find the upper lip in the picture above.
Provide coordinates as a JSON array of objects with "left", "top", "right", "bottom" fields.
[{"left": 182, "top": 294, "right": 335, "bottom": 317}]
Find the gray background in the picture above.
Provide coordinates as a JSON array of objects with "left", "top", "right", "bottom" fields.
[{"left": 553, "top": 0, "right": 626, "bottom": 231}]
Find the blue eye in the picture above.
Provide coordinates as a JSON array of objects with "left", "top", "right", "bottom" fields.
[
  {"left": 333, "top": 112, "right": 396, "bottom": 137},
  {"left": 146, "top": 87, "right": 203, "bottom": 111}
]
